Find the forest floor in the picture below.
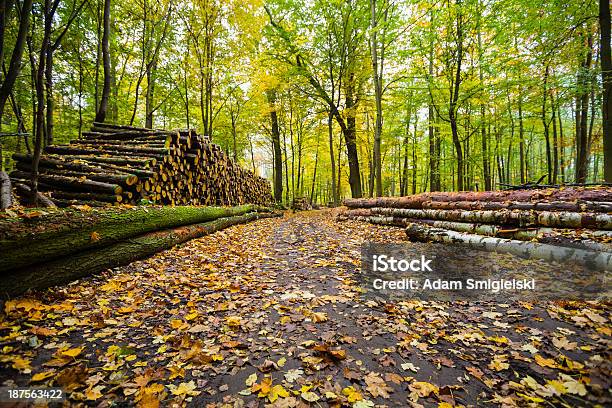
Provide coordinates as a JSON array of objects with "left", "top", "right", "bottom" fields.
[{"left": 0, "top": 209, "right": 610, "bottom": 407}]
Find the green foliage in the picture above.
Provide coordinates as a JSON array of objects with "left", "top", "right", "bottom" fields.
[{"left": 0, "top": 0, "right": 605, "bottom": 202}]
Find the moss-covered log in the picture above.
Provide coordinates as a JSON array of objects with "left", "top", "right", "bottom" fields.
[
  {"left": 0, "top": 204, "right": 269, "bottom": 273},
  {"left": 404, "top": 223, "right": 612, "bottom": 271},
  {"left": 0, "top": 211, "right": 279, "bottom": 297}
]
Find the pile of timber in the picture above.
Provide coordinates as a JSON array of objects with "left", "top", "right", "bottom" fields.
[
  {"left": 9, "top": 122, "right": 271, "bottom": 207},
  {"left": 0, "top": 204, "right": 279, "bottom": 297},
  {"left": 339, "top": 188, "right": 612, "bottom": 270},
  {"left": 291, "top": 197, "right": 313, "bottom": 211}
]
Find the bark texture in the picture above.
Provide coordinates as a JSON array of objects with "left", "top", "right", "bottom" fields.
[{"left": 0, "top": 211, "right": 280, "bottom": 298}]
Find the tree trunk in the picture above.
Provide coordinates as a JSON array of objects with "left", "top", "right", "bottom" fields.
[
  {"left": 542, "top": 64, "right": 552, "bottom": 183},
  {"left": 0, "top": 0, "right": 33, "bottom": 119},
  {"left": 95, "top": 0, "right": 111, "bottom": 123},
  {"left": 267, "top": 90, "right": 283, "bottom": 203},
  {"left": 450, "top": 0, "right": 464, "bottom": 191},
  {"left": 0, "top": 204, "right": 265, "bottom": 273},
  {"left": 344, "top": 73, "right": 362, "bottom": 198},
  {"left": 328, "top": 112, "right": 338, "bottom": 205},
  {"left": 576, "top": 33, "right": 593, "bottom": 183},
  {"left": 551, "top": 86, "right": 559, "bottom": 184},
  {"left": 600, "top": 0, "right": 612, "bottom": 182},
  {"left": 370, "top": 0, "right": 383, "bottom": 197}
]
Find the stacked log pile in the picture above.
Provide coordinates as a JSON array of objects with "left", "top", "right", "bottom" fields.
[
  {"left": 339, "top": 188, "right": 612, "bottom": 270},
  {"left": 9, "top": 122, "right": 271, "bottom": 207}
]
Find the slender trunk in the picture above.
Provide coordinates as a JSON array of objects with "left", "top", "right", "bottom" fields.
[
  {"left": 518, "top": 84, "right": 525, "bottom": 183},
  {"left": 0, "top": 0, "right": 33, "bottom": 118},
  {"left": 328, "top": 112, "right": 338, "bottom": 205},
  {"left": 32, "top": 0, "right": 54, "bottom": 204},
  {"left": 600, "top": 0, "right": 612, "bottom": 181},
  {"left": 551, "top": 87, "right": 559, "bottom": 184},
  {"left": 402, "top": 103, "right": 411, "bottom": 196},
  {"left": 576, "top": 33, "right": 593, "bottom": 183},
  {"left": 267, "top": 90, "right": 282, "bottom": 203},
  {"left": 370, "top": 0, "right": 383, "bottom": 197},
  {"left": 145, "top": 59, "right": 157, "bottom": 128},
  {"left": 44, "top": 49, "right": 53, "bottom": 145},
  {"left": 542, "top": 64, "right": 552, "bottom": 183},
  {"left": 558, "top": 103, "right": 565, "bottom": 182},
  {"left": 411, "top": 111, "right": 418, "bottom": 194},
  {"left": 95, "top": 0, "right": 111, "bottom": 123},
  {"left": 344, "top": 72, "right": 362, "bottom": 198},
  {"left": 450, "top": 0, "right": 464, "bottom": 191}
]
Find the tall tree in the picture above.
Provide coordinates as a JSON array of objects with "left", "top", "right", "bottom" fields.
[
  {"left": 0, "top": 0, "right": 33, "bottom": 121},
  {"left": 267, "top": 89, "right": 283, "bottom": 203},
  {"left": 600, "top": 0, "right": 611, "bottom": 182},
  {"left": 95, "top": 0, "right": 111, "bottom": 123}
]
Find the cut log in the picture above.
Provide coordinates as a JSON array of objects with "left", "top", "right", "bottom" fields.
[
  {"left": 346, "top": 207, "right": 612, "bottom": 230},
  {"left": 45, "top": 145, "right": 167, "bottom": 158},
  {"left": 15, "top": 163, "right": 138, "bottom": 186},
  {"left": 51, "top": 198, "right": 113, "bottom": 208},
  {"left": 344, "top": 187, "right": 612, "bottom": 208},
  {"left": 10, "top": 171, "right": 123, "bottom": 195},
  {"left": 12, "top": 123, "right": 272, "bottom": 207},
  {"left": 0, "top": 172, "right": 12, "bottom": 210},
  {"left": 13, "top": 183, "right": 56, "bottom": 208},
  {"left": 49, "top": 154, "right": 156, "bottom": 168},
  {"left": 421, "top": 200, "right": 612, "bottom": 213},
  {"left": 51, "top": 191, "right": 122, "bottom": 203},
  {"left": 0, "top": 211, "right": 280, "bottom": 298},
  {"left": 338, "top": 214, "right": 612, "bottom": 252},
  {"left": 0, "top": 204, "right": 269, "bottom": 273},
  {"left": 404, "top": 223, "right": 612, "bottom": 271}
]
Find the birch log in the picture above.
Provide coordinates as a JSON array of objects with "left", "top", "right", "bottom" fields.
[
  {"left": 348, "top": 207, "right": 612, "bottom": 230},
  {"left": 405, "top": 223, "right": 612, "bottom": 271}
]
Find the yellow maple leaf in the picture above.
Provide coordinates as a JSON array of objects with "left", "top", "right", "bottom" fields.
[
  {"left": 86, "top": 385, "right": 104, "bottom": 400},
  {"left": 170, "top": 319, "right": 186, "bottom": 329},
  {"left": 342, "top": 386, "right": 363, "bottom": 402},
  {"left": 269, "top": 384, "right": 289, "bottom": 402},
  {"left": 31, "top": 371, "right": 55, "bottom": 382},
  {"left": 534, "top": 354, "right": 558, "bottom": 369},
  {"left": 409, "top": 381, "right": 439, "bottom": 397},
  {"left": 61, "top": 347, "right": 84, "bottom": 358},
  {"left": 90, "top": 231, "right": 101, "bottom": 242},
  {"left": 168, "top": 380, "right": 200, "bottom": 396},
  {"left": 489, "top": 356, "right": 510, "bottom": 371},
  {"left": 226, "top": 316, "right": 242, "bottom": 327},
  {"left": 311, "top": 312, "right": 328, "bottom": 322}
]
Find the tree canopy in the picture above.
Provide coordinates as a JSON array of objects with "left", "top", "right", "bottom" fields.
[{"left": 0, "top": 0, "right": 610, "bottom": 203}]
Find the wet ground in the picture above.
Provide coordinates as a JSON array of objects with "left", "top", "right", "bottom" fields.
[{"left": 0, "top": 210, "right": 610, "bottom": 407}]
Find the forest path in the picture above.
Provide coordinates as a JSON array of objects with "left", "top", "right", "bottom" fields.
[{"left": 0, "top": 210, "right": 610, "bottom": 407}]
